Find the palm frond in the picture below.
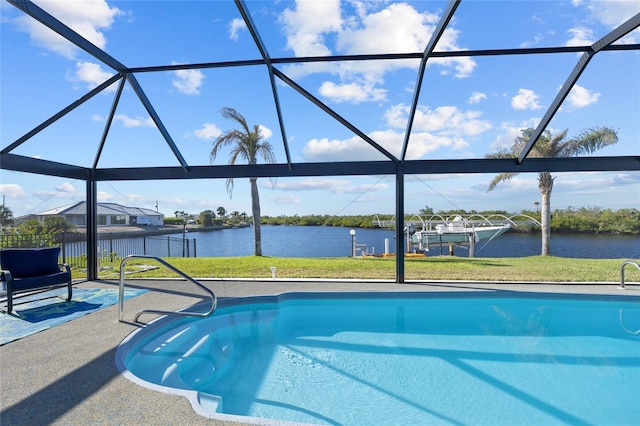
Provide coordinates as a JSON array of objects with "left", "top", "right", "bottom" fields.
[
  {"left": 559, "top": 126, "right": 618, "bottom": 156},
  {"left": 225, "top": 177, "right": 234, "bottom": 198},
  {"left": 220, "top": 107, "right": 251, "bottom": 135},
  {"left": 229, "top": 145, "right": 245, "bottom": 165},
  {"left": 487, "top": 172, "right": 518, "bottom": 192},
  {"left": 258, "top": 141, "right": 277, "bottom": 163},
  {"left": 485, "top": 149, "right": 514, "bottom": 159},
  {"left": 213, "top": 107, "right": 278, "bottom": 202},
  {"left": 546, "top": 129, "right": 568, "bottom": 156},
  {"left": 210, "top": 130, "right": 245, "bottom": 161}
]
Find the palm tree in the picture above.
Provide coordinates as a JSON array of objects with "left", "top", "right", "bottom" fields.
[
  {"left": 210, "top": 107, "right": 276, "bottom": 256},
  {"left": 487, "top": 127, "right": 618, "bottom": 255},
  {"left": 0, "top": 204, "right": 13, "bottom": 228},
  {"left": 216, "top": 206, "right": 226, "bottom": 220}
]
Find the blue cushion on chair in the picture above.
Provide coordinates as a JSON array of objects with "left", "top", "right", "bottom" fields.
[
  {"left": 1, "top": 247, "right": 61, "bottom": 278},
  {"left": 10, "top": 272, "right": 70, "bottom": 291}
]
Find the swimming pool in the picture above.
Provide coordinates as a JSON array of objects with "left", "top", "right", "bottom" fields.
[{"left": 116, "top": 291, "right": 640, "bottom": 425}]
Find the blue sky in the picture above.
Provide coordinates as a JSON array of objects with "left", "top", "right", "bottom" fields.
[{"left": 1, "top": 0, "right": 639, "bottom": 220}]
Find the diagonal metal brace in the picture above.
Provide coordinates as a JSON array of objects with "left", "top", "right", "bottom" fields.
[
  {"left": 402, "top": 0, "right": 460, "bottom": 161},
  {"left": 518, "top": 12, "right": 640, "bottom": 164},
  {"left": 7, "top": 0, "right": 126, "bottom": 72},
  {"left": 274, "top": 69, "right": 399, "bottom": 163},
  {"left": 235, "top": 0, "right": 293, "bottom": 169},
  {"left": 126, "top": 74, "right": 190, "bottom": 172}
]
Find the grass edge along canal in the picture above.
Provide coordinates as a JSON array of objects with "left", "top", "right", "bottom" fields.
[{"left": 91, "top": 256, "right": 640, "bottom": 283}]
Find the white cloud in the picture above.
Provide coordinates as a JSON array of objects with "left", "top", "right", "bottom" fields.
[
  {"left": 489, "top": 119, "right": 542, "bottom": 151},
  {"left": 258, "top": 125, "right": 273, "bottom": 140},
  {"left": 172, "top": 66, "right": 205, "bottom": 95},
  {"left": 554, "top": 172, "right": 640, "bottom": 199},
  {"left": 194, "top": 123, "right": 222, "bottom": 140},
  {"left": 566, "top": 26, "right": 594, "bottom": 46},
  {"left": 34, "top": 182, "right": 77, "bottom": 199},
  {"left": 386, "top": 104, "right": 492, "bottom": 136},
  {"left": 114, "top": 114, "right": 155, "bottom": 128},
  {"left": 0, "top": 183, "right": 26, "bottom": 199},
  {"left": 319, "top": 81, "right": 387, "bottom": 103},
  {"left": 66, "top": 61, "right": 116, "bottom": 90},
  {"left": 483, "top": 176, "right": 538, "bottom": 192},
  {"left": 229, "top": 18, "right": 246, "bottom": 40},
  {"left": 520, "top": 34, "right": 544, "bottom": 48},
  {"left": 273, "top": 178, "right": 388, "bottom": 195},
  {"left": 96, "top": 191, "right": 117, "bottom": 202},
  {"left": 15, "top": 0, "right": 122, "bottom": 59},
  {"left": 511, "top": 89, "right": 543, "bottom": 110},
  {"left": 332, "top": 182, "right": 389, "bottom": 195},
  {"left": 338, "top": 3, "right": 437, "bottom": 54},
  {"left": 275, "top": 178, "right": 351, "bottom": 191},
  {"left": 577, "top": 0, "right": 640, "bottom": 43},
  {"left": 302, "top": 136, "right": 388, "bottom": 162},
  {"left": 490, "top": 127, "right": 527, "bottom": 152},
  {"left": 336, "top": 4, "right": 475, "bottom": 77},
  {"left": 612, "top": 173, "right": 640, "bottom": 185},
  {"left": 377, "top": 104, "right": 492, "bottom": 159},
  {"left": 301, "top": 118, "right": 479, "bottom": 163},
  {"left": 268, "top": 193, "right": 301, "bottom": 205},
  {"left": 567, "top": 84, "right": 600, "bottom": 108},
  {"left": 280, "top": 0, "right": 342, "bottom": 56},
  {"left": 56, "top": 183, "right": 76, "bottom": 193},
  {"left": 468, "top": 92, "right": 487, "bottom": 104},
  {"left": 370, "top": 129, "right": 468, "bottom": 160},
  {"left": 280, "top": 1, "right": 476, "bottom": 103}
]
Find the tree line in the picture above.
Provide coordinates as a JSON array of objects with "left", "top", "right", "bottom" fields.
[
  {"left": 260, "top": 207, "right": 639, "bottom": 235},
  {"left": 168, "top": 207, "right": 250, "bottom": 227}
]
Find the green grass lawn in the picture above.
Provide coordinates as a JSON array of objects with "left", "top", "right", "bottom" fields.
[{"left": 93, "top": 255, "right": 640, "bottom": 283}]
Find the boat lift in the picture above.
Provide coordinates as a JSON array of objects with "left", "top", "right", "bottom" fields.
[{"left": 372, "top": 214, "right": 541, "bottom": 257}]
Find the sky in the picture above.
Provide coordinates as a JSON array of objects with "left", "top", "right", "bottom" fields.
[{"left": 1, "top": 0, "right": 639, "bottom": 221}]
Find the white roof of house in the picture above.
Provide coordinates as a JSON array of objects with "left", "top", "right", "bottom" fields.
[{"left": 38, "top": 202, "right": 163, "bottom": 217}]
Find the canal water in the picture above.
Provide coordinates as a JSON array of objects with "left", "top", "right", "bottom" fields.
[{"left": 184, "top": 225, "right": 639, "bottom": 259}]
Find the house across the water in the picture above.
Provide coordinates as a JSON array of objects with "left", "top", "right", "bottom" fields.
[{"left": 23, "top": 202, "right": 164, "bottom": 227}]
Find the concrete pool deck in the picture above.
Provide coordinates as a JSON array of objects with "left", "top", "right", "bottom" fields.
[{"left": 1, "top": 278, "right": 638, "bottom": 425}]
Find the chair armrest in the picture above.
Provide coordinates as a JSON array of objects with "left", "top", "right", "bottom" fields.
[{"left": 58, "top": 264, "right": 71, "bottom": 273}]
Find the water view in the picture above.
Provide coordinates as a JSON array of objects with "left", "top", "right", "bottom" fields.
[{"left": 182, "top": 225, "right": 638, "bottom": 259}]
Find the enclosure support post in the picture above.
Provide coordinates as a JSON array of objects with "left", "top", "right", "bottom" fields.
[
  {"left": 86, "top": 173, "right": 98, "bottom": 280},
  {"left": 395, "top": 168, "right": 405, "bottom": 283}
]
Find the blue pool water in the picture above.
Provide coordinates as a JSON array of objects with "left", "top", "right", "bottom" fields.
[{"left": 117, "top": 292, "right": 640, "bottom": 425}]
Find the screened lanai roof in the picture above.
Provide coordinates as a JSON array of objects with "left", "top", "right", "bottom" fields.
[
  {"left": 2, "top": 0, "right": 639, "bottom": 181},
  {"left": 2, "top": 0, "right": 639, "bottom": 282}
]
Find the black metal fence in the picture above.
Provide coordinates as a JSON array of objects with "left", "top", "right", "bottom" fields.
[{"left": 1, "top": 232, "right": 197, "bottom": 271}]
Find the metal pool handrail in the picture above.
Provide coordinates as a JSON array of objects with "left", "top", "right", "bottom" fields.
[
  {"left": 619, "top": 260, "right": 640, "bottom": 290},
  {"left": 119, "top": 255, "right": 217, "bottom": 323}
]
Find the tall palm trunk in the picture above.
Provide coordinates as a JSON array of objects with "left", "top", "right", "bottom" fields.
[
  {"left": 538, "top": 171, "right": 554, "bottom": 256},
  {"left": 250, "top": 177, "right": 262, "bottom": 256}
]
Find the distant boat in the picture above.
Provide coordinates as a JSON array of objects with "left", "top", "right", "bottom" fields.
[{"left": 410, "top": 216, "right": 510, "bottom": 253}]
